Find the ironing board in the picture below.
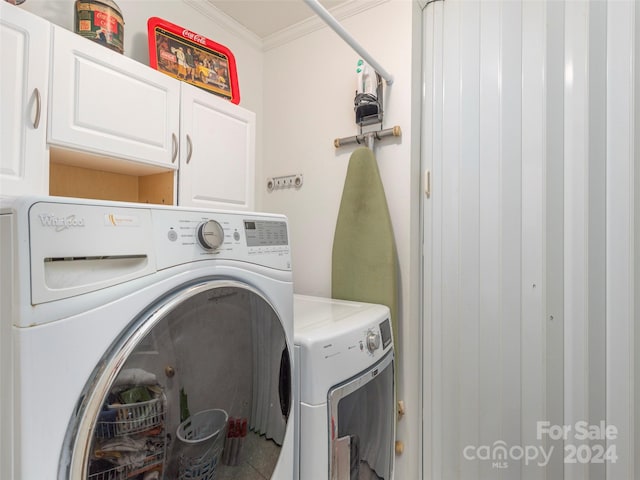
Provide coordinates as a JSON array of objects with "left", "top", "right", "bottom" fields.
[{"left": 331, "top": 146, "right": 399, "bottom": 354}]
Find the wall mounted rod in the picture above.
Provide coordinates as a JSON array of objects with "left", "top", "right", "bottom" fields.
[
  {"left": 334, "top": 125, "right": 402, "bottom": 148},
  {"left": 303, "top": 0, "right": 394, "bottom": 85}
]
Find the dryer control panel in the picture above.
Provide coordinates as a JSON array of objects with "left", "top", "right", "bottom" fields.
[{"left": 293, "top": 295, "right": 393, "bottom": 405}]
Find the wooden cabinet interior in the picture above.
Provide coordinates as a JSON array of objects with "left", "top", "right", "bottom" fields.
[{"left": 49, "top": 148, "right": 175, "bottom": 205}]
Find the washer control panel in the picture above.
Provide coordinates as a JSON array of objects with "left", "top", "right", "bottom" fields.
[
  {"left": 152, "top": 208, "right": 290, "bottom": 271},
  {"left": 22, "top": 198, "right": 291, "bottom": 308}
]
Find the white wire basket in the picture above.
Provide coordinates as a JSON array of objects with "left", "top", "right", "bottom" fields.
[
  {"left": 95, "top": 396, "right": 165, "bottom": 438},
  {"left": 87, "top": 450, "right": 165, "bottom": 480}
]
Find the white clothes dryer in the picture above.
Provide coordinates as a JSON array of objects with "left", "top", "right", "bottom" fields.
[
  {"left": 0, "top": 196, "right": 295, "bottom": 480},
  {"left": 293, "top": 295, "right": 395, "bottom": 480}
]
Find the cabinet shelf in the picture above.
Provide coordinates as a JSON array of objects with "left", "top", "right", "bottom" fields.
[{"left": 50, "top": 148, "right": 174, "bottom": 205}]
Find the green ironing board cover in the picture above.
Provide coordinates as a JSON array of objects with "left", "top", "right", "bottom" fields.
[{"left": 332, "top": 146, "right": 399, "bottom": 355}]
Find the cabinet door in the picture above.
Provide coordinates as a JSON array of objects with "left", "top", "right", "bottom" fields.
[
  {"left": 179, "top": 83, "right": 255, "bottom": 210},
  {"left": 0, "top": 4, "right": 50, "bottom": 196},
  {"left": 49, "top": 26, "right": 180, "bottom": 169}
]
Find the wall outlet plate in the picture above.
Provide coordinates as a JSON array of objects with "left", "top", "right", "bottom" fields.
[{"left": 266, "top": 174, "right": 303, "bottom": 192}]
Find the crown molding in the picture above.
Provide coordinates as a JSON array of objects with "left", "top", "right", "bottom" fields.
[
  {"left": 418, "top": 0, "right": 444, "bottom": 10},
  {"left": 182, "top": 0, "right": 263, "bottom": 50},
  {"left": 263, "top": 0, "right": 390, "bottom": 52},
  {"left": 182, "top": 0, "right": 390, "bottom": 53}
]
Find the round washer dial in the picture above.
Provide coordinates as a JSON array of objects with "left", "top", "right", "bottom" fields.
[{"left": 197, "top": 220, "right": 225, "bottom": 250}]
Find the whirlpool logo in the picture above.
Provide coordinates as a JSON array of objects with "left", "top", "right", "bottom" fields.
[{"left": 39, "top": 213, "right": 86, "bottom": 232}]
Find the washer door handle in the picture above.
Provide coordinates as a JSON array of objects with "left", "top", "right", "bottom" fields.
[{"left": 278, "top": 347, "right": 291, "bottom": 418}]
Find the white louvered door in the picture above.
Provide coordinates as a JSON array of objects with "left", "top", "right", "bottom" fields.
[{"left": 421, "top": 1, "right": 638, "bottom": 478}]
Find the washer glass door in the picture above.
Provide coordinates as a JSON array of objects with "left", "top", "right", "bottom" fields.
[
  {"left": 65, "top": 280, "right": 291, "bottom": 480},
  {"left": 328, "top": 352, "right": 394, "bottom": 480}
]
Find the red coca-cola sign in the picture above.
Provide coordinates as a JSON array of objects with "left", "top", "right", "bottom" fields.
[{"left": 147, "top": 17, "right": 239, "bottom": 104}]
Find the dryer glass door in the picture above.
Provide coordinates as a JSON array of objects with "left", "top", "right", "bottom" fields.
[
  {"left": 64, "top": 280, "right": 291, "bottom": 480},
  {"left": 328, "top": 351, "right": 394, "bottom": 480}
]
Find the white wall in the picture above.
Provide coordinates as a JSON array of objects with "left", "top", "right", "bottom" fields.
[{"left": 261, "top": 1, "right": 422, "bottom": 478}]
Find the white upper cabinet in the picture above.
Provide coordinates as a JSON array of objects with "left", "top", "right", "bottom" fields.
[
  {"left": 48, "top": 25, "right": 180, "bottom": 170},
  {"left": 179, "top": 82, "right": 255, "bottom": 210},
  {"left": 1, "top": 10, "right": 255, "bottom": 209},
  {"left": 0, "top": 3, "right": 50, "bottom": 197}
]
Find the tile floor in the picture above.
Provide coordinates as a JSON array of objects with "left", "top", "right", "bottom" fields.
[{"left": 216, "top": 431, "right": 281, "bottom": 480}]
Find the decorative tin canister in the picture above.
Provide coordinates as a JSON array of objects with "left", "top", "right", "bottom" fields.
[{"left": 74, "top": 0, "right": 124, "bottom": 54}]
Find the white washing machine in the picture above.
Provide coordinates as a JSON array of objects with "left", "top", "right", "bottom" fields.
[
  {"left": 293, "top": 295, "right": 395, "bottom": 480},
  {"left": 0, "top": 196, "right": 295, "bottom": 480}
]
